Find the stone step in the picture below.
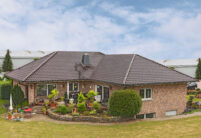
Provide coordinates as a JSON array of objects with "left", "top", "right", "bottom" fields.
[{"left": 32, "top": 106, "right": 44, "bottom": 114}]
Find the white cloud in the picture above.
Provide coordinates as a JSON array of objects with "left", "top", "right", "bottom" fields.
[{"left": 0, "top": 0, "right": 201, "bottom": 60}]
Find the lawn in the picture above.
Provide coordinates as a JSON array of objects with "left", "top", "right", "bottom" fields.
[
  {"left": 0, "top": 116, "right": 201, "bottom": 137},
  {"left": 0, "top": 99, "right": 9, "bottom": 114}
]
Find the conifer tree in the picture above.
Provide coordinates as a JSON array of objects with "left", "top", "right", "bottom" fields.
[
  {"left": 2, "top": 49, "right": 13, "bottom": 72},
  {"left": 196, "top": 58, "right": 201, "bottom": 79}
]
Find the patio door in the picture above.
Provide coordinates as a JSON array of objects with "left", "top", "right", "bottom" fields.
[{"left": 95, "top": 85, "right": 109, "bottom": 102}]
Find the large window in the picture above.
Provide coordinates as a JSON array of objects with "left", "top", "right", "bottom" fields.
[
  {"left": 95, "top": 85, "right": 109, "bottom": 102},
  {"left": 140, "top": 88, "right": 152, "bottom": 100},
  {"left": 69, "top": 82, "right": 79, "bottom": 91},
  {"left": 37, "top": 84, "right": 57, "bottom": 96}
]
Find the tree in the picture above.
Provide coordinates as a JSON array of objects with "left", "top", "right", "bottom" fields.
[
  {"left": 11, "top": 85, "right": 24, "bottom": 107},
  {"left": 196, "top": 58, "right": 201, "bottom": 80},
  {"left": 2, "top": 49, "right": 13, "bottom": 72}
]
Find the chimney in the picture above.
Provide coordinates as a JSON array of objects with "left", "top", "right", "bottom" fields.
[{"left": 82, "top": 53, "right": 90, "bottom": 66}]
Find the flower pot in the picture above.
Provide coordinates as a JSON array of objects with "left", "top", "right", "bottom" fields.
[
  {"left": 43, "top": 112, "right": 47, "bottom": 115},
  {"left": 88, "top": 103, "right": 93, "bottom": 108},
  {"left": 14, "top": 114, "right": 18, "bottom": 119},
  {"left": 50, "top": 103, "right": 55, "bottom": 108},
  {"left": 8, "top": 116, "right": 12, "bottom": 119}
]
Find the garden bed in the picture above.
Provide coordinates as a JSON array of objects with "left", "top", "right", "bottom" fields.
[{"left": 47, "top": 108, "right": 135, "bottom": 123}]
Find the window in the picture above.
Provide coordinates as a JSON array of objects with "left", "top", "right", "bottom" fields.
[
  {"left": 103, "top": 87, "right": 109, "bottom": 102},
  {"left": 47, "top": 84, "right": 57, "bottom": 95},
  {"left": 136, "top": 114, "right": 144, "bottom": 119},
  {"left": 136, "top": 113, "right": 155, "bottom": 119},
  {"left": 37, "top": 84, "right": 57, "bottom": 96},
  {"left": 146, "top": 113, "right": 155, "bottom": 118},
  {"left": 69, "top": 82, "right": 79, "bottom": 91},
  {"left": 37, "top": 84, "right": 47, "bottom": 96},
  {"left": 95, "top": 85, "right": 109, "bottom": 102},
  {"left": 139, "top": 88, "right": 152, "bottom": 100},
  {"left": 166, "top": 110, "right": 176, "bottom": 116}
]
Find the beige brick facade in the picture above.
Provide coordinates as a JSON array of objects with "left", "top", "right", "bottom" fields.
[
  {"left": 12, "top": 80, "right": 187, "bottom": 118},
  {"left": 132, "top": 83, "right": 187, "bottom": 117}
]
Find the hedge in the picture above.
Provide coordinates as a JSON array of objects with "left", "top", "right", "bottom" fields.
[
  {"left": 108, "top": 89, "right": 142, "bottom": 118},
  {"left": 0, "top": 80, "right": 12, "bottom": 99}
]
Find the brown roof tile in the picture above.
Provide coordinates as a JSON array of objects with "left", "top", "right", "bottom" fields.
[{"left": 6, "top": 51, "right": 196, "bottom": 85}]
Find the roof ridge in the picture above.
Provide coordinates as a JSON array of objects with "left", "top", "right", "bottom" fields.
[
  {"left": 136, "top": 54, "right": 197, "bottom": 81},
  {"left": 123, "top": 54, "right": 135, "bottom": 84},
  {"left": 22, "top": 52, "right": 57, "bottom": 81}
]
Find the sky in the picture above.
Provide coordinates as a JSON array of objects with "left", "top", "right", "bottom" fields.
[{"left": 0, "top": 0, "right": 201, "bottom": 60}]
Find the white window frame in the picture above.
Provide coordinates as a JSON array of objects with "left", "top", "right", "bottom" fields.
[
  {"left": 47, "top": 84, "right": 57, "bottom": 95},
  {"left": 95, "top": 85, "right": 109, "bottom": 102},
  {"left": 140, "top": 88, "right": 152, "bottom": 101},
  {"left": 37, "top": 84, "right": 57, "bottom": 96},
  {"left": 69, "top": 82, "right": 79, "bottom": 92},
  {"left": 136, "top": 113, "right": 156, "bottom": 119},
  {"left": 166, "top": 110, "right": 177, "bottom": 116}
]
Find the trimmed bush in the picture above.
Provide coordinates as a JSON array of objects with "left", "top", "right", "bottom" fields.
[
  {"left": 86, "top": 90, "right": 97, "bottom": 102},
  {"left": 66, "top": 106, "right": 73, "bottom": 113},
  {"left": 0, "top": 80, "right": 11, "bottom": 99},
  {"left": 77, "top": 102, "right": 86, "bottom": 113},
  {"left": 108, "top": 89, "right": 142, "bottom": 118},
  {"left": 11, "top": 85, "right": 24, "bottom": 107},
  {"left": 93, "top": 101, "right": 101, "bottom": 110},
  {"left": 56, "top": 105, "right": 68, "bottom": 115}
]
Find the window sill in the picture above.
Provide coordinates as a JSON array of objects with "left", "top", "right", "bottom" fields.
[{"left": 142, "top": 98, "right": 152, "bottom": 101}]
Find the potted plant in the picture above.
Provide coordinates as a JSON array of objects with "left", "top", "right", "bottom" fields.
[
  {"left": 14, "top": 113, "right": 18, "bottom": 119},
  {"left": 57, "top": 97, "right": 65, "bottom": 106},
  {"left": 45, "top": 101, "right": 49, "bottom": 108},
  {"left": 43, "top": 107, "right": 47, "bottom": 115},
  {"left": 86, "top": 90, "right": 98, "bottom": 108},
  {"left": 18, "top": 113, "right": 23, "bottom": 121},
  {"left": 48, "top": 89, "right": 59, "bottom": 108},
  {"left": 8, "top": 112, "right": 12, "bottom": 119}
]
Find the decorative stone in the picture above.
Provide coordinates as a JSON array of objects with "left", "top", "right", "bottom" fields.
[{"left": 47, "top": 109, "right": 135, "bottom": 123}]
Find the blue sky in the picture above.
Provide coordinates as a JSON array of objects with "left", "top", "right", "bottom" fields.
[{"left": 0, "top": 0, "right": 201, "bottom": 60}]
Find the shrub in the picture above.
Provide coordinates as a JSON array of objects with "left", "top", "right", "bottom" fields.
[
  {"left": 77, "top": 91, "right": 86, "bottom": 103},
  {"left": 0, "top": 80, "right": 11, "bottom": 99},
  {"left": 11, "top": 85, "right": 24, "bottom": 107},
  {"left": 72, "top": 112, "right": 79, "bottom": 116},
  {"left": 77, "top": 102, "right": 86, "bottom": 113},
  {"left": 93, "top": 101, "right": 101, "bottom": 110},
  {"left": 66, "top": 106, "right": 73, "bottom": 113},
  {"left": 83, "top": 111, "right": 90, "bottom": 116},
  {"left": 48, "top": 89, "right": 59, "bottom": 102},
  {"left": 86, "top": 90, "right": 98, "bottom": 102},
  {"left": 89, "top": 110, "right": 96, "bottom": 115},
  {"left": 22, "top": 99, "right": 29, "bottom": 107},
  {"left": 56, "top": 105, "right": 68, "bottom": 115},
  {"left": 108, "top": 89, "right": 142, "bottom": 118}
]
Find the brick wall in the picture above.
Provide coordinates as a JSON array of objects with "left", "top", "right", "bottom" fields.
[
  {"left": 13, "top": 80, "right": 187, "bottom": 118},
  {"left": 132, "top": 83, "right": 187, "bottom": 117}
]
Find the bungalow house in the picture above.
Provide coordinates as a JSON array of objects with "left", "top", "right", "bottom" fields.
[{"left": 6, "top": 51, "right": 196, "bottom": 118}]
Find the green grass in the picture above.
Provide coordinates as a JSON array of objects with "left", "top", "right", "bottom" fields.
[
  {"left": 187, "top": 95, "right": 201, "bottom": 102},
  {"left": 0, "top": 99, "right": 9, "bottom": 114},
  {"left": 0, "top": 116, "right": 201, "bottom": 137}
]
